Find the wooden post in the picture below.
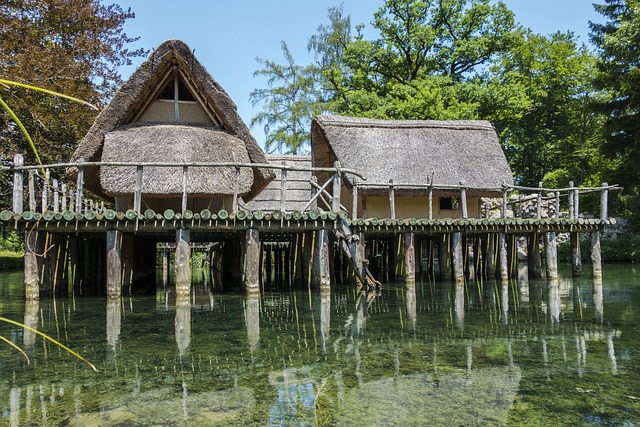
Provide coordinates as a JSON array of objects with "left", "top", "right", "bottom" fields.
[
  {"left": 310, "top": 176, "right": 318, "bottom": 211},
  {"left": 243, "top": 229, "right": 260, "bottom": 296},
  {"left": 28, "top": 170, "right": 36, "bottom": 212},
  {"left": 451, "top": 232, "right": 464, "bottom": 285},
  {"left": 486, "top": 234, "right": 496, "bottom": 278},
  {"left": 527, "top": 233, "right": 543, "bottom": 279},
  {"left": 41, "top": 168, "right": 49, "bottom": 212},
  {"left": 498, "top": 232, "right": 509, "bottom": 282},
  {"left": 182, "top": 165, "right": 188, "bottom": 214},
  {"left": 106, "top": 230, "right": 122, "bottom": 298},
  {"left": 61, "top": 183, "right": 67, "bottom": 212},
  {"left": 569, "top": 181, "right": 575, "bottom": 219},
  {"left": 352, "top": 184, "right": 358, "bottom": 221},
  {"left": 439, "top": 234, "right": 451, "bottom": 280},
  {"left": 389, "top": 179, "right": 395, "bottom": 220},
  {"left": 591, "top": 231, "right": 603, "bottom": 280},
  {"left": 571, "top": 231, "right": 582, "bottom": 277},
  {"left": 428, "top": 185, "right": 433, "bottom": 221},
  {"left": 52, "top": 179, "right": 59, "bottom": 213},
  {"left": 24, "top": 229, "right": 40, "bottom": 300},
  {"left": 280, "top": 161, "right": 287, "bottom": 213},
  {"left": 134, "top": 165, "right": 143, "bottom": 212},
  {"left": 537, "top": 182, "right": 543, "bottom": 220},
  {"left": 75, "top": 159, "right": 84, "bottom": 214},
  {"left": 162, "top": 250, "right": 169, "bottom": 285},
  {"left": 459, "top": 181, "right": 467, "bottom": 220},
  {"left": 12, "top": 154, "right": 23, "bottom": 214},
  {"left": 332, "top": 161, "right": 341, "bottom": 212},
  {"left": 600, "top": 182, "right": 609, "bottom": 221},
  {"left": 175, "top": 228, "right": 191, "bottom": 295},
  {"left": 312, "top": 229, "right": 331, "bottom": 292},
  {"left": 544, "top": 232, "right": 558, "bottom": 280},
  {"left": 404, "top": 232, "right": 415, "bottom": 285}
]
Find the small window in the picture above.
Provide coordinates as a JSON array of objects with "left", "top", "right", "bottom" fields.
[
  {"left": 157, "top": 77, "right": 196, "bottom": 101},
  {"left": 440, "top": 197, "right": 459, "bottom": 210}
]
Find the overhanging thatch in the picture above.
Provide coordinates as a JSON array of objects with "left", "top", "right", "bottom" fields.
[
  {"left": 311, "top": 115, "right": 514, "bottom": 197},
  {"left": 68, "top": 39, "right": 273, "bottom": 201},
  {"left": 100, "top": 123, "right": 253, "bottom": 197}
]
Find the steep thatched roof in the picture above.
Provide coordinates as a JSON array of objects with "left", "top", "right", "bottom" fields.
[
  {"left": 243, "top": 155, "right": 312, "bottom": 212},
  {"left": 69, "top": 39, "right": 273, "bottom": 201},
  {"left": 311, "top": 115, "right": 513, "bottom": 197},
  {"left": 101, "top": 123, "right": 253, "bottom": 197}
]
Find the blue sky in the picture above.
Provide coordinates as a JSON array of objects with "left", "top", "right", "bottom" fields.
[{"left": 116, "top": 0, "right": 602, "bottom": 146}]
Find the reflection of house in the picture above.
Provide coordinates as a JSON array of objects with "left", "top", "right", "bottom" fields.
[
  {"left": 311, "top": 115, "right": 514, "bottom": 219},
  {"left": 69, "top": 39, "right": 273, "bottom": 213}
]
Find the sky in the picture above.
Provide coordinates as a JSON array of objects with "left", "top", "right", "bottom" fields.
[{"left": 115, "top": 0, "right": 603, "bottom": 147}]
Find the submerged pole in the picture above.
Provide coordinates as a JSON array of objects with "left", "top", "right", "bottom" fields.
[
  {"left": 312, "top": 229, "right": 331, "bottom": 292},
  {"left": 243, "top": 228, "right": 260, "bottom": 296},
  {"left": 451, "top": 232, "right": 464, "bottom": 285},
  {"left": 404, "top": 232, "right": 415, "bottom": 286},
  {"left": 175, "top": 228, "right": 191, "bottom": 295},
  {"left": 106, "top": 230, "right": 122, "bottom": 298}
]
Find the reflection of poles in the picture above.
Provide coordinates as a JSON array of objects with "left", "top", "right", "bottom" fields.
[
  {"left": 320, "top": 291, "right": 331, "bottom": 351},
  {"left": 23, "top": 300, "right": 39, "bottom": 352},
  {"left": 406, "top": 285, "right": 417, "bottom": 332},
  {"left": 245, "top": 296, "right": 260, "bottom": 354},
  {"left": 354, "top": 291, "right": 368, "bottom": 336},
  {"left": 10, "top": 387, "right": 20, "bottom": 427},
  {"left": 593, "top": 278, "right": 603, "bottom": 324},
  {"left": 106, "top": 298, "right": 122, "bottom": 358},
  {"left": 455, "top": 284, "right": 465, "bottom": 331},
  {"left": 548, "top": 279, "right": 560, "bottom": 324},
  {"left": 175, "top": 295, "right": 191, "bottom": 357},
  {"left": 500, "top": 281, "right": 509, "bottom": 323},
  {"left": 607, "top": 330, "right": 618, "bottom": 375}
]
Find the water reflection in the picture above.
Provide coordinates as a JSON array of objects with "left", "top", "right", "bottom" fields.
[
  {"left": 23, "top": 300, "right": 38, "bottom": 352},
  {"left": 0, "top": 268, "right": 638, "bottom": 426}
]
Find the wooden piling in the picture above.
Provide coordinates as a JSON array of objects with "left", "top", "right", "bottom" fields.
[
  {"left": 527, "top": 233, "right": 543, "bottom": 279},
  {"left": 243, "top": 229, "right": 260, "bottom": 296},
  {"left": 24, "top": 228, "right": 41, "bottom": 300},
  {"left": 591, "top": 231, "right": 603, "bottom": 280},
  {"left": 404, "top": 232, "right": 415, "bottom": 286},
  {"left": 498, "top": 233, "right": 509, "bottom": 282},
  {"left": 175, "top": 228, "right": 191, "bottom": 295},
  {"left": 439, "top": 234, "right": 451, "bottom": 280},
  {"left": 451, "top": 232, "right": 465, "bottom": 285},
  {"left": 485, "top": 233, "right": 496, "bottom": 278},
  {"left": 544, "top": 232, "right": 559, "bottom": 280},
  {"left": 312, "top": 229, "right": 331, "bottom": 291},
  {"left": 571, "top": 232, "right": 582, "bottom": 277},
  {"left": 106, "top": 230, "right": 122, "bottom": 298}
]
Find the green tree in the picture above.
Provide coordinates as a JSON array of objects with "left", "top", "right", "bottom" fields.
[
  {"left": 491, "top": 31, "right": 606, "bottom": 187},
  {"left": 591, "top": 0, "right": 640, "bottom": 226},
  {"left": 0, "top": 0, "right": 145, "bottom": 165},
  {"left": 250, "top": 41, "right": 322, "bottom": 155}
]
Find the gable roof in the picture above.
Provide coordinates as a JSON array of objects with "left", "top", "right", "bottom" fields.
[
  {"left": 311, "top": 115, "right": 514, "bottom": 197},
  {"left": 69, "top": 39, "right": 273, "bottom": 201}
]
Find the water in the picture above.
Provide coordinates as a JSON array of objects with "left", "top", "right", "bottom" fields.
[{"left": 0, "top": 266, "right": 639, "bottom": 426}]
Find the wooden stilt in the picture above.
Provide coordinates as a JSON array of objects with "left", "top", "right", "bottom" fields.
[
  {"left": 527, "top": 233, "right": 543, "bottom": 279},
  {"left": 486, "top": 234, "right": 496, "bottom": 278},
  {"left": 591, "top": 231, "right": 602, "bottom": 280},
  {"left": 312, "top": 229, "right": 331, "bottom": 292},
  {"left": 544, "top": 232, "right": 558, "bottom": 280},
  {"left": 571, "top": 232, "right": 582, "bottom": 277},
  {"left": 404, "top": 232, "right": 415, "bottom": 286},
  {"left": 24, "top": 229, "right": 41, "bottom": 300},
  {"left": 498, "top": 233, "right": 509, "bottom": 282},
  {"left": 175, "top": 228, "right": 191, "bottom": 296},
  {"left": 106, "top": 230, "right": 122, "bottom": 298},
  {"left": 451, "top": 232, "right": 464, "bottom": 285},
  {"left": 243, "top": 228, "right": 260, "bottom": 296},
  {"left": 439, "top": 234, "right": 451, "bottom": 280}
]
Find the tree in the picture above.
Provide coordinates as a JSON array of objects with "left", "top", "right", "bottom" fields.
[
  {"left": 0, "top": 0, "right": 145, "bottom": 165},
  {"left": 249, "top": 42, "right": 322, "bottom": 155},
  {"left": 590, "top": 0, "right": 640, "bottom": 225},
  {"left": 491, "top": 31, "right": 607, "bottom": 187}
]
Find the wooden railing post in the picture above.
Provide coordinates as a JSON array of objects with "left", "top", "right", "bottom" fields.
[
  {"left": 310, "top": 176, "right": 318, "bottom": 211},
  {"left": 352, "top": 184, "right": 358, "bottom": 221},
  {"left": 555, "top": 192, "right": 560, "bottom": 218},
  {"left": 53, "top": 179, "right": 59, "bottom": 213},
  {"left": 459, "top": 180, "right": 467, "bottom": 219},
  {"left": 574, "top": 186, "right": 580, "bottom": 218},
  {"left": 134, "top": 165, "right": 143, "bottom": 213},
  {"left": 537, "top": 182, "right": 542, "bottom": 220},
  {"left": 428, "top": 184, "right": 433, "bottom": 220},
  {"left": 12, "top": 154, "right": 23, "bottom": 214},
  {"left": 568, "top": 181, "right": 575, "bottom": 219},
  {"left": 182, "top": 165, "right": 188, "bottom": 214},
  {"left": 389, "top": 179, "right": 395, "bottom": 220},
  {"left": 332, "top": 161, "right": 341, "bottom": 212},
  {"left": 42, "top": 168, "right": 50, "bottom": 212},
  {"left": 75, "top": 159, "right": 84, "bottom": 214},
  {"left": 600, "top": 182, "right": 609, "bottom": 220},
  {"left": 61, "top": 183, "right": 67, "bottom": 212},
  {"left": 28, "top": 170, "right": 36, "bottom": 212},
  {"left": 280, "top": 161, "right": 287, "bottom": 213},
  {"left": 232, "top": 166, "right": 240, "bottom": 215},
  {"left": 501, "top": 182, "right": 507, "bottom": 219}
]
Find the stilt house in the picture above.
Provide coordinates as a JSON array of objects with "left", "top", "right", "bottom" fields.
[
  {"left": 311, "top": 115, "right": 514, "bottom": 219},
  {"left": 68, "top": 39, "right": 274, "bottom": 213}
]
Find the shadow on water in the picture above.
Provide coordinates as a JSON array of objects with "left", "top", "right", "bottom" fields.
[{"left": 0, "top": 264, "right": 639, "bottom": 426}]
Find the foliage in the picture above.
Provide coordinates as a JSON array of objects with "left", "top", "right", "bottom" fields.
[
  {"left": 250, "top": 42, "right": 323, "bottom": 155},
  {"left": 0, "top": 0, "right": 145, "bottom": 166},
  {"left": 0, "top": 229, "right": 23, "bottom": 253},
  {"left": 591, "top": 0, "right": 640, "bottom": 229}
]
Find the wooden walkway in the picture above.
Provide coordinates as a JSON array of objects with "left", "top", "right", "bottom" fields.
[{"left": 1, "top": 154, "right": 618, "bottom": 299}]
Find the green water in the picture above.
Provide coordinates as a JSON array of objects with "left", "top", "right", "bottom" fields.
[{"left": 0, "top": 266, "right": 639, "bottom": 426}]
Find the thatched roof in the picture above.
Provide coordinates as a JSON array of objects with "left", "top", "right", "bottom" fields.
[
  {"left": 69, "top": 39, "right": 273, "bottom": 201},
  {"left": 100, "top": 123, "right": 253, "bottom": 197},
  {"left": 311, "top": 115, "right": 513, "bottom": 197},
  {"left": 243, "top": 155, "right": 312, "bottom": 212}
]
